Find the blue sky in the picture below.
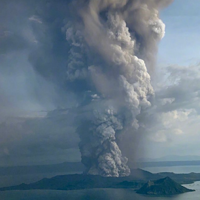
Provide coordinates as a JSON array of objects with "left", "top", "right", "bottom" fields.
[
  {"left": 141, "top": 1, "right": 200, "bottom": 159},
  {"left": 159, "top": 0, "right": 200, "bottom": 65}
]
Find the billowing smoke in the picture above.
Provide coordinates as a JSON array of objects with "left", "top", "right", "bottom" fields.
[{"left": 62, "top": 0, "right": 173, "bottom": 177}]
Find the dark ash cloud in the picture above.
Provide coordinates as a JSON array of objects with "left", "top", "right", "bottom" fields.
[{"left": 0, "top": 0, "right": 175, "bottom": 173}]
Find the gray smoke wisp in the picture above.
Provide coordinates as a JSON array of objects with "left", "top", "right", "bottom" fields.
[{"left": 64, "top": 0, "right": 173, "bottom": 177}]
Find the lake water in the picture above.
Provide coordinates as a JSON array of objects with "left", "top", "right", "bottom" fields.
[
  {"left": 1, "top": 184, "right": 200, "bottom": 200},
  {"left": 1, "top": 165, "right": 200, "bottom": 200}
]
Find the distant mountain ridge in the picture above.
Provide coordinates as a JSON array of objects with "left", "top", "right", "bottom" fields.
[
  {"left": 0, "top": 169, "right": 151, "bottom": 191},
  {"left": 139, "top": 155, "right": 200, "bottom": 162},
  {"left": 2, "top": 159, "right": 200, "bottom": 177},
  {"left": 0, "top": 162, "right": 85, "bottom": 175},
  {"left": 1, "top": 169, "right": 200, "bottom": 193}
]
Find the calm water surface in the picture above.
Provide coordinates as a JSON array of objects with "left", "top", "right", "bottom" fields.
[
  {"left": 0, "top": 184, "right": 200, "bottom": 200},
  {"left": 1, "top": 166, "right": 200, "bottom": 200}
]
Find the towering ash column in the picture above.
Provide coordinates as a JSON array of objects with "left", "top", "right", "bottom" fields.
[{"left": 65, "top": 0, "right": 173, "bottom": 177}]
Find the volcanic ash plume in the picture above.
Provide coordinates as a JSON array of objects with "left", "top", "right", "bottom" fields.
[{"left": 65, "top": 0, "right": 173, "bottom": 177}]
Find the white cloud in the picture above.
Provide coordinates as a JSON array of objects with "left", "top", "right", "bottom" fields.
[
  {"left": 29, "top": 15, "right": 42, "bottom": 24},
  {"left": 142, "top": 63, "right": 200, "bottom": 157},
  {"left": 150, "top": 130, "right": 167, "bottom": 143},
  {"left": 160, "top": 98, "right": 175, "bottom": 105},
  {"left": 161, "top": 109, "right": 195, "bottom": 128},
  {"left": 172, "top": 129, "right": 183, "bottom": 135}
]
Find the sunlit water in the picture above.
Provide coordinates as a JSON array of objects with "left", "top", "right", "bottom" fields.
[{"left": 1, "top": 166, "right": 200, "bottom": 200}]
